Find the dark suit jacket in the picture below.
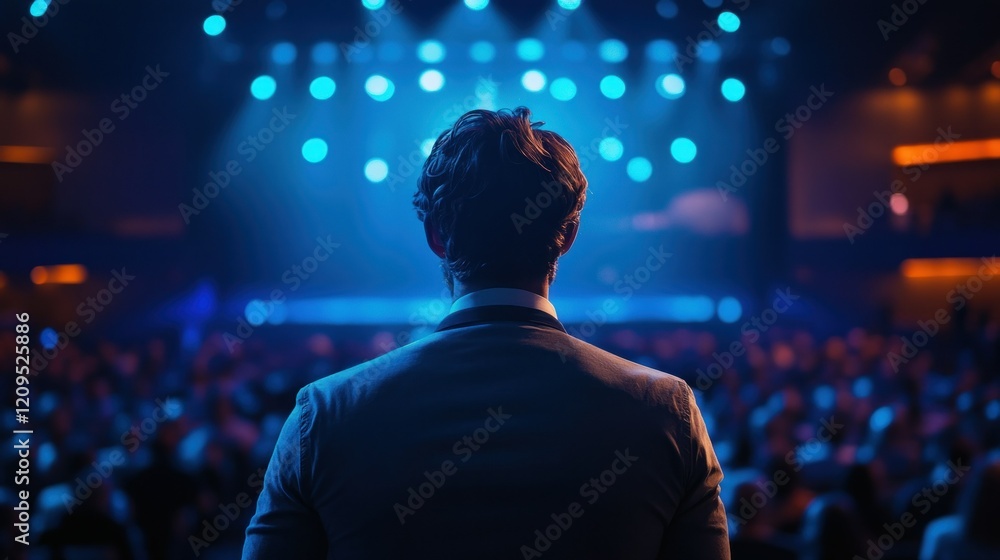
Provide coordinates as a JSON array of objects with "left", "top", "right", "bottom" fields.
[{"left": 243, "top": 305, "right": 730, "bottom": 559}]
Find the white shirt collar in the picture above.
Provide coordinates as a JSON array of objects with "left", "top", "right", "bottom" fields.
[{"left": 449, "top": 288, "right": 558, "bottom": 319}]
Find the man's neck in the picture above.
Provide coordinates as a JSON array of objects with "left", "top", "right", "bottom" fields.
[{"left": 451, "top": 279, "right": 549, "bottom": 301}]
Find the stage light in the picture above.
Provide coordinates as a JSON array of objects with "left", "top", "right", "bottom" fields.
[
  {"left": 770, "top": 37, "right": 791, "bottom": 56},
  {"left": 718, "top": 11, "right": 740, "bottom": 32},
  {"left": 469, "top": 41, "right": 495, "bottom": 63},
  {"left": 717, "top": 297, "right": 742, "bottom": 323},
  {"left": 245, "top": 300, "right": 269, "bottom": 326},
  {"left": 420, "top": 138, "right": 435, "bottom": 157},
  {"left": 365, "top": 74, "right": 395, "bottom": 101},
  {"left": 598, "top": 39, "right": 628, "bottom": 63},
  {"left": 516, "top": 38, "right": 544, "bottom": 61},
  {"left": 419, "top": 69, "right": 445, "bottom": 92},
  {"left": 203, "top": 15, "right": 226, "bottom": 36},
  {"left": 888, "top": 67, "right": 906, "bottom": 86},
  {"left": 312, "top": 42, "right": 336, "bottom": 64},
  {"left": 557, "top": 0, "right": 582, "bottom": 9},
  {"left": 599, "top": 75, "right": 626, "bottom": 99},
  {"left": 646, "top": 39, "right": 677, "bottom": 62},
  {"left": 670, "top": 138, "right": 697, "bottom": 163},
  {"left": 721, "top": 78, "right": 745, "bottom": 101},
  {"left": 521, "top": 70, "right": 546, "bottom": 92},
  {"left": 250, "top": 75, "right": 277, "bottom": 100},
  {"left": 309, "top": 76, "right": 336, "bottom": 100},
  {"left": 30, "top": 264, "right": 87, "bottom": 285},
  {"left": 29, "top": 0, "right": 48, "bottom": 17},
  {"left": 364, "top": 158, "right": 389, "bottom": 182},
  {"left": 464, "top": 0, "right": 489, "bottom": 10},
  {"left": 302, "top": 138, "right": 328, "bottom": 163},
  {"left": 656, "top": 73, "right": 685, "bottom": 99},
  {"left": 698, "top": 40, "right": 721, "bottom": 62},
  {"left": 271, "top": 42, "right": 297, "bottom": 65},
  {"left": 548, "top": 78, "right": 577, "bottom": 101},
  {"left": 655, "top": 0, "right": 678, "bottom": 18},
  {"left": 40, "top": 327, "right": 57, "bottom": 351},
  {"left": 703, "top": 0, "right": 722, "bottom": 7},
  {"left": 599, "top": 137, "right": 624, "bottom": 161},
  {"left": 362, "top": 0, "right": 385, "bottom": 8},
  {"left": 626, "top": 157, "right": 652, "bottom": 182},
  {"left": 417, "top": 40, "right": 445, "bottom": 63}
]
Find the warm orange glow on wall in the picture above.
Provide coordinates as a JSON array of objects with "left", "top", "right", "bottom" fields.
[
  {"left": 30, "top": 265, "right": 88, "bottom": 285},
  {"left": 0, "top": 272, "right": 6, "bottom": 289},
  {"left": 0, "top": 145, "right": 56, "bottom": 164},
  {"left": 892, "top": 138, "right": 1000, "bottom": 166},
  {"left": 901, "top": 258, "right": 984, "bottom": 278},
  {"left": 888, "top": 67, "right": 907, "bottom": 86},
  {"left": 992, "top": 61, "right": 1000, "bottom": 79}
]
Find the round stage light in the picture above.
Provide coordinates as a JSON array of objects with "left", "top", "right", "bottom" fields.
[
  {"left": 469, "top": 41, "right": 495, "bottom": 63},
  {"left": 311, "top": 41, "right": 336, "bottom": 64},
  {"left": 203, "top": 15, "right": 226, "bottom": 36},
  {"left": 362, "top": 0, "right": 385, "bottom": 9},
  {"left": 309, "top": 76, "right": 336, "bottom": 100},
  {"left": 419, "top": 69, "right": 445, "bottom": 92},
  {"left": 302, "top": 138, "right": 328, "bottom": 163},
  {"left": 29, "top": 0, "right": 48, "bottom": 17},
  {"left": 670, "top": 137, "right": 697, "bottom": 163},
  {"left": 718, "top": 11, "right": 740, "bottom": 32},
  {"left": 365, "top": 158, "right": 389, "bottom": 182},
  {"left": 271, "top": 42, "right": 297, "bottom": 65},
  {"left": 655, "top": 0, "right": 678, "bottom": 18},
  {"left": 626, "top": 157, "right": 652, "bottom": 182},
  {"left": 250, "top": 75, "right": 277, "bottom": 100},
  {"left": 703, "top": 0, "right": 723, "bottom": 7},
  {"left": 464, "top": 0, "right": 489, "bottom": 10},
  {"left": 646, "top": 39, "right": 677, "bottom": 62},
  {"left": 771, "top": 37, "right": 791, "bottom": 56},
  {"left": 521, "top": 70, "right": 546, "bottom": 92},
  {"left": 365, "top": 74, "right": 395, "bottom": 101},
  {"left": 598, "top": 39, "right": 628, "bottom": 63},
  {"left": 550, "top": 77, "right": 577, "bottom": 101},
  {"left": 599, "top": 137, "right": 624, "bottom": 161},
  {"left": 516, "top": 38, "right": 544, "bottom": 61},
  {"left": 600, "top": 75, "right": 626, "bottom": 99},
  {"left": 557, "top": 0, "right": 582, "bottom": 9},
  {"left": 721, "top": 78, "right": 745, "bottom": 102},
  {"left": 656, "top": 73, "right": 685, "bottom": 99},
  {"left": 417, "top": 40, "right": 445, "bottom": 63},
  {"left": 717, "top": 297, "right": 742, "bottom": 323}
]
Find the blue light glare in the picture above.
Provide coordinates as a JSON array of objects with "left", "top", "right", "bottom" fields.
[
  {"left": 853, "top": 377, "right": 873, "bottom": 398},
  {"left": 420, "top": 139, "right": 435, "bottom": 157},
  {"left": 655, "top": 0, "right": 678, "bottom": 18},
  {"left": 626, "top": 157, "right": 652, "bottom": 182},
  {"left": 302, "top": 138, "right": 328, "bottom": 163},
  {"left": 717, "top": 297, "right": 742, "bottom": 322},
  {"left": 599, "top": 75, "right": 626, "bottom": 99},
  {"left": 309, "top": 76, "right": 336, "bottom": 100},
  {"left": 465, "top": 0, "right": 489, "bottom": 9},
  {"left": 365, "top": 74, "right": 395, "bottom": 101},
  {"left": 870, "top": 406, "right": 894, "bottom": 432},
  {"left": 550, "top": 77, "right": 577, "bottom": 101},
  {"left": 417, "top": 40, "right": 445, "bottom": 63},
  {"left": 718, "top": 11, "right": 740, "bottom": 32},
  {"left": 598, "top": 137, "right": 624, "bottom": 161},
  {"left": 521, "top": 70, "right": 546, "bottom": 92},
  {"left": 271, "top": 42, "right": 297, "bottom": 65},
  {"left": 771, "top": 37, "right": 791, "bottom": 56},
  {"left": 245, "top": 299, "right": 269, "bottom": 326},
  {"left": 250, "top": 75, "right": 277, "bottom": 100},
  {"left": 557, "top": 0, "right": 582, "bottom": 9},
  {"left": 419, "top": 69, "right": 445, "bottom": 92},
  {"left": 646, "top": 39, "right": 677, "bottom": 62},
  {"left": 598, "top": 39, "right": 628, "bottom": 63},
  {"left": 703, "top": 0, "right": 723, "bottom": 7},
  {"left": 311, "top": 41, "right": 336, "bottom": 64},
  {"left": 670, "top": 137, "right": 697, "bottom": 163},
  {"left": 29, "top": 0, "right": 49, "bottom": 17},
  {"left": 203, "top": 15, "right": 226, "bottom": 36},
  {"left": 364, "top": 158, "right": 389, "bottom": 182},
  {"left": 721, "top": 78, "right": 745, "bottom": 102},
  {"left": 469, "top": 41, "right": 496, "bottom": 63},
  {"left": 40, "top": 328, "right": 58, "bottom": 350},
  {"left": 362, "top": 0, "right": 385, "bottom": 8},
  {"left": 516, "top": 38, "right": 545, "bottom": 61},
  {"left": 656, "top": 73, "right": 685, "bottom": 99},
  {"left": 698, "top": 40, "right": 722, "bottom": 62}
]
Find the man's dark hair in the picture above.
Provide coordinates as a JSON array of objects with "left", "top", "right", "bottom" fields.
[{"left": 414, "top": 107, "right": 587, "bottom": 288}]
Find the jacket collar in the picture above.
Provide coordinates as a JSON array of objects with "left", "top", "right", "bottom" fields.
[{"left": 435, "top": 305, "right": 567, "bottom": 334}]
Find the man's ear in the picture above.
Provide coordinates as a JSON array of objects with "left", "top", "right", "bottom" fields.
[
  {"left": 559, "top": 220, "right": 579, "bottom": 256},
  {"left": 424, "top": 220, "right": 446, "bottom": 258}
]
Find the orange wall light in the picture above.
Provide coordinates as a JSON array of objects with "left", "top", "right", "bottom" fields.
[
  {"left": 901, "top": 258, "right": 984, "bottom": 278},
  {"left": 30, "top": 264, "right": 88, "bottom": 285},
  {"left": 892, "top": 138, "right": 1000, "bottom": 167}
]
